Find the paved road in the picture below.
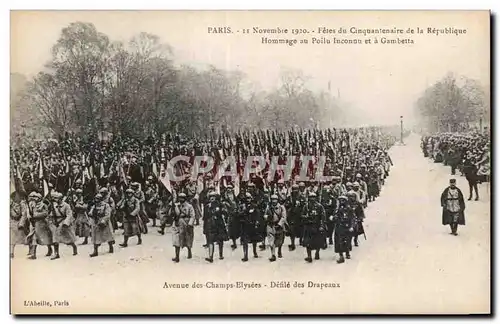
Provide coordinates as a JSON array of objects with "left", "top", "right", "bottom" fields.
[{"left": 11, "top": 134, "right": 490, "bottom": 314}]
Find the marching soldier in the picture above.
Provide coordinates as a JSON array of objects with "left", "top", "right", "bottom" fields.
[
  {"left": 48, "top": 191, "right": 78, "bottom": 260},
  {"left": 352, "top": 182, "right": 367, "bottom": 208},
  {"left": 263, "top": 194, "right": 287, "bottom": 261},
  {"left": 157, "top": 193, "right": 174, "bottom": 235},
  {"left": 73, "top": 188, "right": 91, "bottom": 245},
  {"left": 347, "top": 191, "right": 365, "bottom": 247},
  {"left": 332, "top": 196, "right": 355, "bottom": 263},
  {"left": 185, "top": 179, "right": 201, "bottom": 226},
  {"left": 144, "top": 181, "right": 159, "bottom": 227},
  {"left": 203, "top": 192, "right": 229, "bottom": 263},
  {"left": 239, "top": 193, "right": 264, "bottom": 262},
  {"left": 88, "top": 193, "right": 115, "bottom": 257},
  {"left": 171, "top": 192, "right": 196, "bottom": 262},
  {"left": 322, "top": 184, "right": 337, "bottom": 246},
  {"left": 26, "top": 192, "right": 52, "bottom": 259},
  {"left": 285, "top": 184, "right": 305, "bottom": 250},
  {"left": 131, "top": 182, "right": 149, "bottom": 234},
  {"left": 10, "top": 192, "right": 29, "bottom": 258},
  {"left": 301, "top": 192, "right": 326, "bottom": 263},
  {"left": 440, "top": 178, "right": 466, "bottom": 236},
  {"left": 99, "top": 187, "right": 117, "bottom": 232},
  {"left": 222, "top": 185, "right": 240, "bottom": 250},
  {"left": 118, "top": 188, "right": 142, "bottom": 247}
]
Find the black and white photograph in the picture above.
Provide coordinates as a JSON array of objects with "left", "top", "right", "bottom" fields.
[{"left": 9, "top": 10, "right": 491, "bottom": 314}]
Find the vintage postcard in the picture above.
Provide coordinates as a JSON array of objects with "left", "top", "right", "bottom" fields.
[{"left": 9, "top": 10, "right": 490, "bottom": 314}]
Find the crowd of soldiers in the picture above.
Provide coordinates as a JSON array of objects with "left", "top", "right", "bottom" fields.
[
  {"left": 10, "top": 127, "right": 397, "bottom": 264},
  {"left": 421, "top": 131, "right": 490, "bottom": 201}
]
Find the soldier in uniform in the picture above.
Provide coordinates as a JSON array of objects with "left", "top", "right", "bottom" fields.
[
  {"left": 301, "top": 192, "right": 326, "bottom": 263},
  {"left": 258, "top": 187, "right": 270, "bottom": 251},
  {"left": 157, "top": 193, "right": 174, "bottom": 235},
  {"left": 144, "top": 181, "right": 159, "bottom": 227},
  {"left": 185, "top": 179, "right": 201, "bottom": 226},
  {"left": 26, "top": 192, "right": 52, "bottom": 259},
  {"left": 322, "top": 184, "right": 337, "bottom": 246},
  {"left": 73, "top": 188, "right": 91, "bottom": 245},
  {"left": 48, "top": 191, "right": 78, "bottom": 259},
  {"left": 239, "top": 193, "right": 264, "bottom": 262},
  {"left": 285, "top": 184, "right": 305, "bottom": 250},
  {"left": 221, "top": 185, "right": 240, "bottom": 250},
  {"left": 347, "top": 191, "right": 365, "bottom": 247},
  {"left": 276, "top": 180, "right": 288, "bottom": 205},
  {"left": 10, "top": 192, "right": 29, "bottom": 258},
  {"left": 332, "top": 196, "right": 355, "bottom": 263},
  {"left": 203, "top": 192, "right": 229, "bottom": 263},
  {"left": 118, "top": 188, "right": 142, "bottom": 247},
  {"left": 352, "top": 182, "right": 367, "bottom": 208},
  {"left": 263, "top": 194, "right": 287, "bottom": 261},
  {"left": 131, "top": 182, "right": 149, "bottom": 234},
  {"left": 440, "top": 178, "right": 466, "bottom": 236},
  {"left": 88, "top": 193, "right": 115, "bottom": 257},
  {"left": 171, "top": 192, "right": 196, "bottom": 263},
  {"left": 99, "top": 187, "right": 117, "bottom": 232}
]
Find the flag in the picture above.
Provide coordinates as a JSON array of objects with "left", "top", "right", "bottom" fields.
[{"left": 159, "top": 163, "right": 172, "bottom": 193}]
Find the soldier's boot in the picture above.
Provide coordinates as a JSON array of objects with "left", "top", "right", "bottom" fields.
[
  {"left": 328, "top": 237, "right": 334, "bottom": 245},
  {"left": 203, "top": 238, "right": 208, "bottom": 248},
  {"left": 354, "top": 236, "right": 359, "bottom": 247},
  {"left": 187, "top": 248, "right": 192, "bottom": 259},
  {"left": 108, "top": 241, "right": 114, "bottom": 254},
  {"left": 137, "top": 234, "right": 142, "bottom": 245},
  {"left": 205, "top": 244, "right": 214, "bottom": 263},
  {"left": 289, "top": 237, "right": 296, "bottom": 251},
  {"left": 346, "top": 251, "right": 351, "bottom": 259},
  {"left": 277, "top": 246, "right": 283, "bottom": 258},
  {"left": 337, "top": 253, "right": 345, "bottom": 264},
  {"left": 449, "top": 224, "right": 455, "bottom": 235},
  {"left": 305, "top": 248, "right": 313, "bottom": 263},
  {"left": 242, "top": 244, "right": 249, "bottom": 262},
  {"left": 231, "top": 239, "right": 237, "bottom": 250},
  {"left": 81, "top": 237, "right": 88, "bottom": 245},
  {"left": 218, "top": 242, "right": 224, "bottom": 260},
  {"left": 269, "top": 246, "right": 276, "bottom": 262},
  {"left": 45, "top": 245, "right": 53, "bottom": 257},
  {"left": 252, "top": 243, "right": 259, "bottom": 258},
  {"left": 28, "top": 246, "right": 37, "bottom": 260},
  {"left": 158, "top": 226, "right": 165, "bottom": 235},
  {"left": 70, "top": 243, "right": 78, "bottom": 256},
  {"left": 90, "top": 244, "right": 99, "bottom": 257},
  {"left": 152, "top": 219, "right": 157, "bottom": 227},
  {"left": 452, "top": 224, "right": 459, "bottom": 236},
  {"left": 314, "top": 249, "right": 320, "bottom": 260},
  {"left": 50, "top": 244, "right": 60, "bottom": 260},
  {"left": 172, "top": 247, "right": 180, "bottom": 263},
  {"left": 119, "top": 236, "right": 129, "bottom": 247}
]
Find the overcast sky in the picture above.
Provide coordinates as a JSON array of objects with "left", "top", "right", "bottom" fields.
[{"left": 10, "top": 11, "right": 490, "bottom": 126}]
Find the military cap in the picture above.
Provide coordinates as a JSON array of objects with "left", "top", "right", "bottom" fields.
[
  {"left": 291, "top": 184, "right": 299, "bottom": 189},
  {"left": 270, "top": 194, "right": 278, "bottom": 200},
  {"left": 28, "top": 191, "right": 39, "bottom": 198},
  {"left": 208, "top": 191, "right": 217, "bottom": 197},
  {"left": 346, "top": 182, "right": 353, "bottom": 187},
  {"left": 99, "top": 187, "right": 108, "bottom": 193},
  {"left": 95, "top": 193, "right": 103, "bottom": 200},
  {"left": 131, "top": 182, "right": 139, "bottom": 187},
  {"left": 147, "top": 176, "right": 153, "bottom": 180},
  {"left": 125, "top": 188, "right": 134, "bottom": 194},
  {"left": 75, "top": 188, "right": 83, "bottom": 194},
  {"left": 263, "top": 187, "right": 270, "bottom": 193},
  {"left": 245, "top": 192, "right": 252, "bottom": 199},
  {"left": 226, "top": 185, "right": 233, "bottom": 189},
  {"left": 338, "top": 195, "right": 348, "bottom": 200},
  {"left": 449, "top": 178, "right": 457, "bottom": 184},
  {"left": 361, "top": 164, "right": 367, "bottom": 168},
  {"left": 356, "top": 173, "right": 362, "bottom": 178},
  {"left": 309, "top": 192, "right": 317, "bottom": 198},
  {"left": 51, "top": 192, "right": 63, "bottom": 199},
  {"left": 75, "top": 179, "right": 83, "bottom": 184},
  {"left": 178, "top": 192, "right": 187, "bottom": 198},
  {"left": 248, "top": 183, "right": 255, "bottom": 187},
  {"left": 353, "top": 182, "right": 360, "bottom": 187},
  {"left": 347, "top": 191, "right": 357, "bottom": 197},
  {"left": 299, "top": 182, "right": 305, "bottom": 187}
]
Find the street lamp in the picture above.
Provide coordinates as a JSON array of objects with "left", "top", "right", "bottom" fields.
[{"left": 400, "top": 116, "right": 404, "bottom": 145}]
